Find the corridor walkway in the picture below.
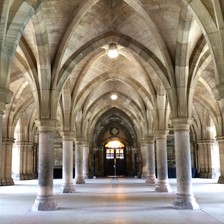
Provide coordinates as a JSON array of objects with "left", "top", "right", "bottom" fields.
[{"left": 1, "top": 178, "right": 224, "bottom": 224}]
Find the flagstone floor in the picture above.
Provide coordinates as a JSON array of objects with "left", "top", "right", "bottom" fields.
[{"left": 1, "top": 178, "right": 224, "bottom": 224}]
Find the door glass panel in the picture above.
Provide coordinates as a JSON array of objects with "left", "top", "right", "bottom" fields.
[
  {"left": 115, "top": 149, "right": 124, "bottom": 159},
  {"left": 106, "top": 149, "right": 114, "bottom": 159}
]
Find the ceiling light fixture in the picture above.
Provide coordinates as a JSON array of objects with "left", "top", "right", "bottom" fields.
[
  {"left": 107, "top": 43, "right": 119, "bottom": 58},
  {"left": 111, "top": 93, "right": 118, "bottom": 100}
]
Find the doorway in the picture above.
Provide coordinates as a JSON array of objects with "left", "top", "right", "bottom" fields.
[{"left": 104, "top": 140, "right": 126, "bottom": 177}]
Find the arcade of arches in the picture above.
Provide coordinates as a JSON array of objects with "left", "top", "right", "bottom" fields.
[{"left": 1, "top": 0, "right": 224, "bottom": 211}]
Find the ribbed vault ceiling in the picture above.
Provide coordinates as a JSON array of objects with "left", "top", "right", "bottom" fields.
[{"left": 6, "top": 0, "right": 220, "bottom": 142}]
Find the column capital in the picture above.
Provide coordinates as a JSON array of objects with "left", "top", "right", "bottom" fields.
[
  {"left": 74, "top": 138, "right": 83, "bottom": 145},
  {"left": 140, "top": 136, "right": 154, "bottom": 145},
  {"left": 83, "top": 141, "right": 90, "bottom": 147},
  {"left": 197, "top": 139, "right": 216, "bottom": 145},
  {"left": 216, "top": 136, "right": 224, "bottom": 143},
  {"left": 15, "top": 141, "right": 33, "bottom": 146},
  {"left": 35, "top": 119, "right": 58, "bottom": 132},
  {"left": 154, "top": 130, "right": 169, "bottom": 139},
  {"left": 2, "top": 138, "right": 15, "bottom": 144},
  {"left": 60, "top": 131, "right": 74, "bottom": 140},
  {"left": 171, "top": 117, "right": 193, "bottom": 131}
]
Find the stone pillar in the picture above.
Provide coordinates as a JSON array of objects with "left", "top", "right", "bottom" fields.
[
  {"left": 33, "top": 143, "right": 38, "bottom": 178},
  {"left": 144, "top": 138, "right": 156, "bottom": 184},
  {"left": 0, "top": 89, "right": 12, "bottom": 186},
  {"left": 1, "top": 138, "right": 14, "bottom": 185},
  {"left": 0, "top": 112, "right": 3, "bottom": 185},
  {"left": 74, "top": 140, "right": 85, "bottom": 184},
  {"left": 83, "top": 142, "right": 89, "bottom": 179},
  {"left": 217, "top": 137, "right": 224, "bottom": 183},
  {"left": 0, "top": 111, "right": 5, "bottom": 186},
  {"left": 0, "top": 134, "right": 6, "bottom": 185},
  {"left": 198, "top": 140, "right": 219, "bottom": 179},
  {"left": 137, "top": 146, "right": 142, "bottom": 178},
  {"left": 172, "top": 118, "right": 199, "bottom": 209},
  {"left": 26, "top": 142, "right": 34, "bottom": 179},
  {"left": 61, "top": 132, "right": 75, "bottom": 193},
  {"left": 197, "top": 141, "right": 206, "bottom": 178},
  {"left": 141, "top": 141, "right": 147, "bottom": 178},
  {"left": 208, "top": 140, "right": 220, "bottom": 178},
  {"left": 32, "top": 119, "right": 58, "bottom": 211},
  {"left": 155, "top": 131, "right": 171, "bottom": 192},
  {"left": 92, "top": 147, "right": 97, "bottom": 178},
  {"left": 33, "top": 132, "right": 39, "bottom": 178},
  {"left": 22, "top": 142, "right": 28, "bottom": 179}
]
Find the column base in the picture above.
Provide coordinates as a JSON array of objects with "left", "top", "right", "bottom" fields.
[
  {"left": 32, "top": 195, "right": 58, "bottom": 211},
  {"left": 218, "top": 175, "right": 224, "bottom": 183},
  {"left": 145, "top": 175, "right": 157, "bottom": 184},
  {"left": 173, "top": 193, "right": 199, "bottom": 209},
  {"left": 155, "top": 180, "right": 172, "bottom": 192},
  {"left": 4, "top": 177, "right": 14, "bottom": 186},
  {"left": 27, "top": 173, "right": 34, "bottom": 180},
  {"left": 207, "top": 173, "right": 219, "bottom": 179},
  {"left": 61, "top": 183, "right": 76, "bottom": 193},
  {"left": 75, "top": 176, "right": 85, "bottom": 184},
  {"left": 199, "top": 172, "right": 214, "bottom": 178},
  {"left": 0, "top": 178, "right": 6, "bottom": 186},
  {"left": 13, "top": 174, "right": 26, "bottom": 181},
  {"left": 22, "top": 174, "right": 29, "bottom": 180}
]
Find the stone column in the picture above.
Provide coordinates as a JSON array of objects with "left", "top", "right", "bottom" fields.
[
  {"left": 61, "top": 132, "right": 76, "bottom": 193},
  {"left": 207, "top": 140, "right": 220, "bottom": 178},
  {"left": 0, "top": 112, "right": 2, "bottom": 184},
  {"left": 155, "top": 131, "right": 171, "bottom": 192},
  {"left": 0, "top": 112, "right": 3, "bottom": 185},
  {"left": 92, "top": 147, "right": 97, "bottom": 178},
  {"left": 0, "top": 135, "right": 6, "bottom": 185},
  {"left": 74, "top": 140, "right": 85, "bottom": 184},
  {"left": 33, "top": 132, "right": 39, "bottom": 178},
  {"left": 26, "top": 142, "right": 34, "bottom": 179},
  {"left": 145, "top": 137, "right": 156, "bottom": 184},
  {"left": 141, "top": 141, "right": 147, "bottom": 178},
  {"left": 217, "top": 137, "right": 224, "bottom": 183},
  {"left": 0, "top": 89, "right": 12, "bottom": 186},
  {"left": 172, "top": 118, "right": 199, "bottom": 209},
  {"left": 137, "top": 147, "right": 142, "bottom": 178},
  {"left": 21, "top": 142, "right": 28, "bottom": 180},
  {"left": 197, "top": 141, "right": 206, "bottom": 178},
  {"left": 33, "top": 143, "right": 38, "bottom": 178},
  {"left": 83, "top": 142, "right": 89, "bottom": 179},
  {"left": 99, "top": 146, "right": 104, "bottom": 176},
  {"left": 32, "top": 119, "right": 58, "bottom": 211},
  {"left": 198, "top": 140, "right": 219, "bottom": 178},
  {"left": 1, "top": 138, "right": 14, "bottom": 185}
]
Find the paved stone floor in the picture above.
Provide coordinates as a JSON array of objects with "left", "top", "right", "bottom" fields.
[{"left": 1, "top": 178, "right": 224, "bottom": 224}]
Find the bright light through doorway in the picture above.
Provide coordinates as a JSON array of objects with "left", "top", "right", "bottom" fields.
[{"left": 105, "top": 140, "right": 124, "bottom": 148}]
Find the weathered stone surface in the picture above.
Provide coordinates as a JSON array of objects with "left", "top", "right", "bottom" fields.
[
  {"left": 61, "top": 138, "right": 76, "bottom": 193},
  {"left": 172, "top": 119, "right": 199, "bottom": 209},
  {"left": 1, "top": 0, "right": 224, "bottom": 212},
  {"left": 155, "top": 134, "right": 172, "bottom": 192},
  {"left": 74, "top": 141, "right": 85, "bottom": 184}
]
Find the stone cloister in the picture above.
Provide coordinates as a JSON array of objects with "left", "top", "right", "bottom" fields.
[{"left": 0, "top": 0, "right": 224, "bottom": 211}]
